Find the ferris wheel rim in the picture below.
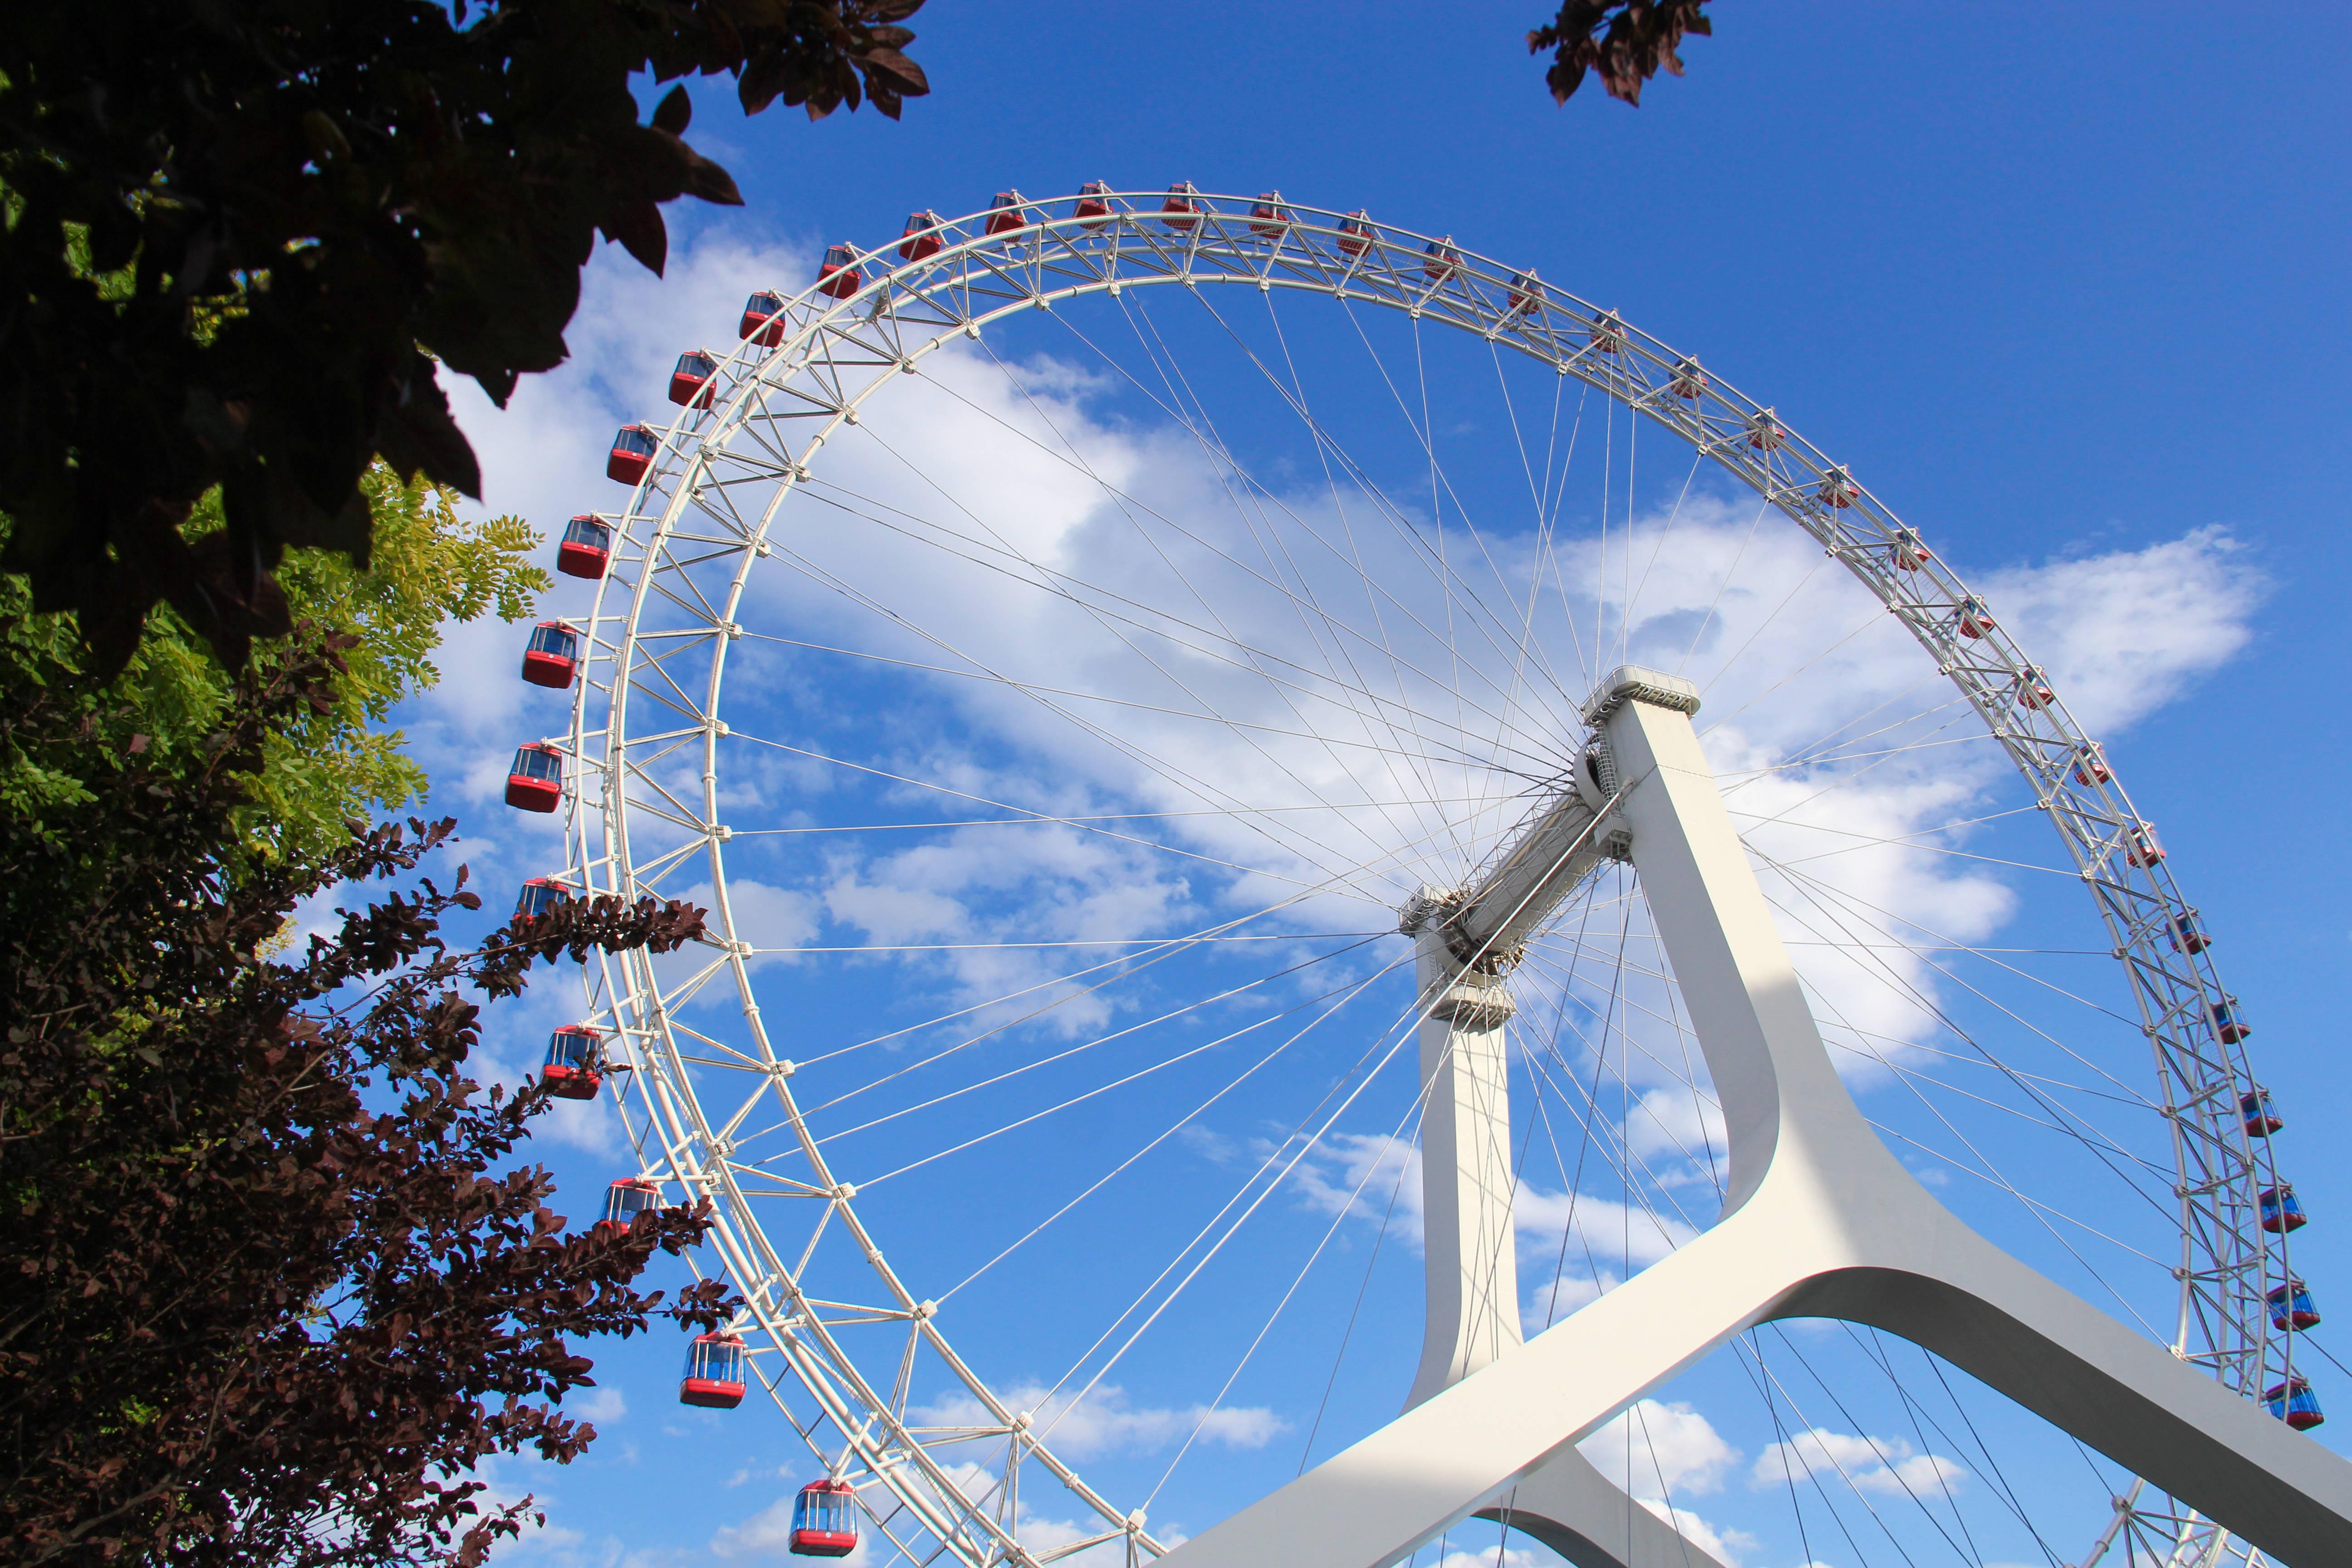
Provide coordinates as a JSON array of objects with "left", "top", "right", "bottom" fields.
[{"left": 549, "top": 187, "right": 2291, "bottom": 1568}]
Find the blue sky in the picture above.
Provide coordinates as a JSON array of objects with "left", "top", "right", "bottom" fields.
[{"left": 386, "top": 7, "right": 2351, "bottom": 1567}]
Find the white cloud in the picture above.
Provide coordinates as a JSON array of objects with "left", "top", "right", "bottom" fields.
[
  {"left": 1750, "top": 1426, "right": 1966, "bottom": 1499},
  {"left": 565, "top": 1383, "right": 626, "bottom": 1426},
  {"left": 1983, "top": 525, "right": 2263, "bottom": 733},
  {"left": 908, "top": 1380, "right": 1283, "bottom": 1463},
  {"left": 1578, "top": 1398, "right": 1740, "bottom": 1499}
]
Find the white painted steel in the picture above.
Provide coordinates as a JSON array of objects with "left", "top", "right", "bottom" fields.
[
  {"left": 1156, "top": 672, "right": 2352, "bottom": 1568},
  {"left": 533, "top": 190, "right": 2308, "bottom": 1567}
]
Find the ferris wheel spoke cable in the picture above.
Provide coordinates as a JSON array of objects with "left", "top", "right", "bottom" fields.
[
  {"left": 1749, "top": 874, "right": 2177, "bottom": 1337},
  {"left": 782, "top": 455, "right": 1571, "bottom": 830},
  {"left": 966, "top": 332, "right": 1455, "bottom": 874},
  {"left": 810, "top": 941, "right": 1398, "bottom": 1171},
  {"left": 1755, "top": 855, "right": 2177, "bottom": 1192}
]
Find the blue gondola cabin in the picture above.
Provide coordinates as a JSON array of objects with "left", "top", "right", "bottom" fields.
[
  {"left": 670, "top": 350, "right": 718, "bottom": 408},
  {"left": 2267, "top": 1377, "right": 2324, "bottom": 1430},
  {"left": 2261, "top": 1185, "right": 2307, "bottom": 1234},
  {"left": 608, "top": 424, "right": 657, "bottom": 485},
  {"left": 521, "top": 622, "right": 580, "bottom": 690},
  {"left": 899, "top": 210, "right": 946, "bottom": 260},
  {"left": 2240, "top": 1090, "right": 2283, "bottom": 1137},
  {"left": 818, "top": 245, "right": 862, "bottom": 300},
  {"left": 544, "top": 1026, "right": 603, "bottom": 1100},
  {"left": 2270, "top": 1279, "right": 2322, "bottom": 1332},
  {"left": 506, "top": 744, "right": 563, "bottom": 813},
  {"left": 740, "top": 290, "right": 786, "bottom": 347},
  {"left": 680, "top": 1332, "right": 749, "bottom": 1408},
  {"left": 558, "top": 515, "right": 612, "bottom": 579},
  {"left": 515, "top": 877, "right": 568, "bottom": 921},
  {"left": 597, "top": 1177, "right": 662, "bottom": 1234},
  {"left": 790, "top": 1480, "right": 859, "bottom": 1557}
]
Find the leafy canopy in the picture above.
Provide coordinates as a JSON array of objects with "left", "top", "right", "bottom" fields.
[
  {"left": 0, "top": 0, "right": 926, "bottom": 674},
  {"left": 1529, "top": 0, "right": 1713, "bottom": 107},
  {"left": 2, "top": 463, "right": 546, "bottom": 868},
  {"left": 0, "top": 630, "right": 731, "bottom": 1567}
]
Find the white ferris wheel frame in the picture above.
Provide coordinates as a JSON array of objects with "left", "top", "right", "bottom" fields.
[{"left": 535, "top": 189, "right": 2324, "bottom": 1567}]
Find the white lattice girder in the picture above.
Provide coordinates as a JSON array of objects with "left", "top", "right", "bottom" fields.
[{"left": 1157, "top": 669, "right": 2352, "bottom": 1568}]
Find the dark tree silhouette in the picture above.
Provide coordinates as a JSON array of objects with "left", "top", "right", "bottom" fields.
[
  {"left": 0, "top": 630, "right": 735, "bottom": 1565},
  {"left": 1529, "top": 0, "right": 1713, "bottom": 107},
  {"left": 0, "top": 0, "right": 927, "bottom": 675}
]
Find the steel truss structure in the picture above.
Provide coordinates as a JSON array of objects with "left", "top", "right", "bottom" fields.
[{"left": 534, "top": 190, "right": 2324, "bottom": 1567}]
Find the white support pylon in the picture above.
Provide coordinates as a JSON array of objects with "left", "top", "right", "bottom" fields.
[{"left": 1162, "top": 666, "right": 2352, "bottom": 1568}]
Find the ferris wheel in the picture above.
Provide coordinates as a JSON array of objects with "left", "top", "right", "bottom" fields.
[{"left": 510, "top": 187, "right": 2352, "bottom": 1568}]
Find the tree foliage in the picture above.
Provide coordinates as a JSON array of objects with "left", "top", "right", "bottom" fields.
[
  {"left": 0, "top": 631, "right": 733, "bottom": 1565},
  {"left": 1529, "top": 0, "right": 1713, "bottom": 107},
  {"left": 0, "top": 0, "right": 927, "bottom": 675},
  {"left": 2, "top": 463, "right": 545, "bottom": 868}
]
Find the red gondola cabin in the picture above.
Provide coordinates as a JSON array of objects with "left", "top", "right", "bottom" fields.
[
  {"left": 1668, "top": 358, "right": 1708, "bottom": 400},
  {"left": 2240, "top": 1090, "right": 2283, "bottom": 1137},
  {"left": 680, "top": 1333, "right": 749, "bottom": 1408},
  {"left": 1818, "top": 467, "right": 1859, "bottom": 510},
  {"left": 1745, "top": 411, "right": 1787, "bottom": 452},
  {"left": 1506, "top": 271, "right": 1544, "bottom": 314},
  {"left": 899, "top": 211, "right": 946, "bottom": 261},
  {"left": 505, "top": 744, "right": 564, "bottom": 813},
  {"left": 2267, "top": 1376, "right": 2324, "bottom": 1430},
  {"left": 789, "top": 1480, "right": 859, "bottom": 1558},
  {"left": 2071, "top": 743, "right": 2110, "bottom": 786},
  {"left": 608, "top": 424, "right": 657, "bottom": 485},
  {"left": 740, "top": 290, "right": 787, "bottom": 347},
  {"left": 543, "top": 1026, "right": 603, "bottom": 1100},
  {"left": 2270, "top": 1280, "right": 2322, "bottom": 1332},
  {"left": 558, "top": 515, "right": 612, "bottom": 579},
  {"left": 521, "top": 622, "right": 580, "bottom": 689},
  {"left": 1588, "top": 312, "right": 1629, "bottom": 356},
  {"left": 670, "top": 351, "right": 718, "bottom": 408},
  {"left": 2124, "top": 822, "right": 2164, "bottom": 867},
  {"left": 1422, "top": 237, "right": 1462, "bottom": 283},
  {"left": 1249, "top": 192, "right": 1290, "bottom": 237},
  {"left": 1160, "top": 181, "right": 1203, "bottom": 230},
  {"left": 1336, "top": 211, "right": 1374, "bottom": 257},
  {"left": 818, "top": 245, "right": 862, "bottom": 300},
  {"left": 985, "top": 191, "right": 1032, "bottom": 236},
  {"left": 2261, "top": 1184, "right": 2307, "bottom": 1234},
  {"left": 2169, "top": 911, "right": 2210, "bottom": 953},
  {"left": 515, "top": 877, "right": 568, "bottom": 921},
  {"left": 597, "top": 1177, "right": 662, "bottom": 1234},
  {"left": 1074, "top": 182, "right": 1114, "bottom": 225},
  {"left": 1956, "top": 597, "right": 1995, "bottom": 639},
  {"left": 2015, "top": 665, "right": 2054, "bottom": 711},
  {"left": 1889, "top": 527, "right": 1931, "bottom": 571},
  {"left": 2210, "top": 1001, "right": 2250, "bottom": 1044}
]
